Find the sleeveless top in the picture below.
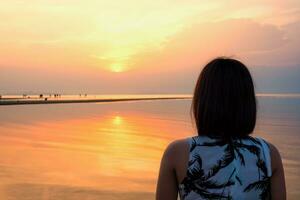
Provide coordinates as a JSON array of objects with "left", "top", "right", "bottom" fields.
[{"left": 178, "top": 136, "right": 272, "bottom": 200}]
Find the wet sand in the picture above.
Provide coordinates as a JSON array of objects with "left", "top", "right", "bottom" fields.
[
  {"left": 0, "top": 96, "right": 191, "bottom": 106},
  {"left": 1, "top": 183, "right": 154, "bottom": 200}
]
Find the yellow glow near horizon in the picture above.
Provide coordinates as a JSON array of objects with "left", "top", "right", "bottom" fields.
[
  {"left": 0, "top": 1, "right": 224, "bottom": 72},
  {"left": 0, "top": 1, "right": 298, "bottom": 73}
]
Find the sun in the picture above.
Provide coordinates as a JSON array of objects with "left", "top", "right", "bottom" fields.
[{"left": 111, "top": 63, "right": 125, "bottom": 73}]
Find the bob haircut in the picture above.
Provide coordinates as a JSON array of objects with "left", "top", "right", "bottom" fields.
[{"left": 191, "top": 57, "right": 256, "bottom": 139}]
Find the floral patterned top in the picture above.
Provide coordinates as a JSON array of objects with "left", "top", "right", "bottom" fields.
[{"left": 178, "top": 135, "right": 272, "bottom": 200}]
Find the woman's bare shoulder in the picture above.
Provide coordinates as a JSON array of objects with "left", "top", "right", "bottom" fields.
[
  {"left": 267, "top": 141, "right": 283, "bottom": 173},
  {"left": 265, "top": 142, "right": 286, "bottom": 199},
  {"left": 166, "top": 138, "right": 189, "bottom": 150},
  {"left": 164, "top": 138, "right": 189, "bottom": 155},
  {"left": 162, "top": 138, "right": 190, "bottom": 167}
]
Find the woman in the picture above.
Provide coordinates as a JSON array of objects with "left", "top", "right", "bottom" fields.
[{"left": 156, "top": 57, "right": 286, "bottom": 200}]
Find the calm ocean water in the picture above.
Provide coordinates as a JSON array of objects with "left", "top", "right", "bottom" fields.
[{"left": 0, "top": 95, "right": 299, "bottom": 199}]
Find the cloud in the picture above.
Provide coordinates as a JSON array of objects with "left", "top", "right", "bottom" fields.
[{"left": 131, "top": 18, "right": 292, "bottom": 71}]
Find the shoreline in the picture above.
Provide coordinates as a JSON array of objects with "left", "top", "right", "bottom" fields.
[
  {"left": 1, "top": 92, "right": 299, "bottom": 106},
  {"left": 0, "top": 96, "right": 192, "bottom": 106}
]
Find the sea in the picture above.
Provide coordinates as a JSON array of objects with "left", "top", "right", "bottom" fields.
[{"left": 0, "top": 94, "right": 299, "bottom": 199}]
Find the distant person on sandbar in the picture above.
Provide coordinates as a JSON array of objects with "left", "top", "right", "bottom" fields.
[{"left": 156, "top": 57, "right": 286, "bottom": 200}]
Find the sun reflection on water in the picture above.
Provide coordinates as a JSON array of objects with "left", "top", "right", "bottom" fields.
[
  {"left": 113, "top": 115, "right": 123, "bottom": 125},
  {"left": 0, "top": 109, "right": 192, "bottom": 198}
]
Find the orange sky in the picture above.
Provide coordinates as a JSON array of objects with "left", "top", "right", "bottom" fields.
[{"left": 0, "top": 0, "right": 299, "bottom": 94}]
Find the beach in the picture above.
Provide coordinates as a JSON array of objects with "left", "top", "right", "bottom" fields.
[
  {"left": 0, "top": 94, "right": 191, "bottom": 106},
  {"left": 0, "top": 95, "right": 299, "bottom": 199}
]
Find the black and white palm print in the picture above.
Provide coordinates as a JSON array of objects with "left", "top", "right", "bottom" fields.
[{"left": 178, "top": 136, "right": 271, "bottom": 200}]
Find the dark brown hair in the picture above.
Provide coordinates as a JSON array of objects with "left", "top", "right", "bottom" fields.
[{"left": 191, "top": 57, "right": 256, "bottom": 139}]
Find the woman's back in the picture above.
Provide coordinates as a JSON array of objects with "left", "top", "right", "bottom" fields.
[
  {"left": 179, "top": 136, "right": 271, "bottom": 200},
  {"left": 156, "top": 58, "right": 286, "bottom": 200}
]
